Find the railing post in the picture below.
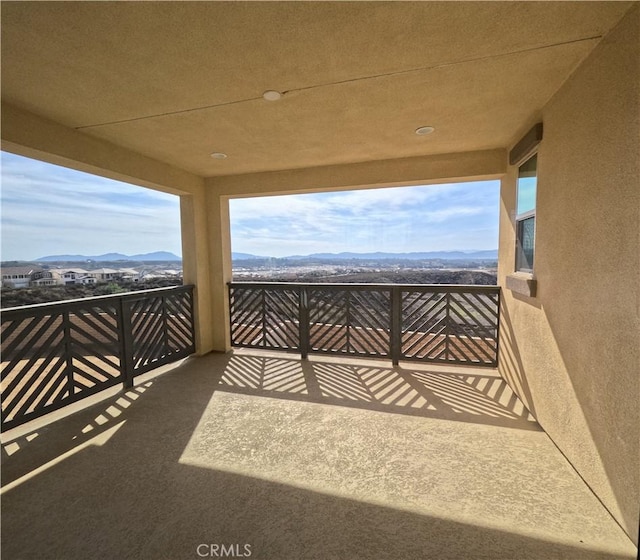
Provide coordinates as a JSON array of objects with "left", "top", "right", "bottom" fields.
[
  {"left": 119, "top": 297, "right": 135, "bottom": 389},
  {"left": 345, "top": 288, "right": 351, "bottom": 354},
  {"left": 299, "top": 286, "right": 310, "bottom": 360},
  {"left": 228, "top": 284, "right": 234, "bottom": 346},
  {"left": 62, "top": 310, "right": 75, "bottom": 398},
  {"left": 390, "top": 286, "right": 401, "bottom": 366},
  {"left": 161, "top": 295, "right": 170, "bottom": 355},
  {"left": 261, "top": 288, "right": 266, "bottom": 349},
  {"left": 445, "top": 291, "right": 451, "bottom": 362},
  {"left": 494, "top": 288, "right": 501, "bottom": 367}
]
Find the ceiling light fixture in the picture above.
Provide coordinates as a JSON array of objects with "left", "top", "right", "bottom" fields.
[
  {"left": 210, "top": 152, "right": 227, "bottom": 159},
  {"left": 415, "top": 126, "right": 435, "bottom": 136},
  {"left": 263, "top": 90, "right": 282, "bottom": 101}
]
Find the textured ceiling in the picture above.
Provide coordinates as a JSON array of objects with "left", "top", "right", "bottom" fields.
[{"left": 1, "top": 2, "right": 633, "bottom": 177}]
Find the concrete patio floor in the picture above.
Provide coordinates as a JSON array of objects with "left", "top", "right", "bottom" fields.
[{"left": 1, "top": 350, "right": 636, "bottom": 560}]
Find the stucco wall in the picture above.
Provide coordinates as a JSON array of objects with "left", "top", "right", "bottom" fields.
[
  {"left": 498, "top": 5, "right": 639, "bottom": 544},
  {"left": 1, "top": 103, "right": 203, "bottom": 197},
  {"left": 208, "top": 149, "right": 505, "bottom": 198}
]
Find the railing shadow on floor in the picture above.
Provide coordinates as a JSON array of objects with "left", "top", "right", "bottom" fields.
[
  {"left": 1, "top": 349, "right": 632, "bottom": 560},
  {"left": 216, "top": 351, "right": 540, "bottom": 431},
  {"left": 1, "top": 349, "right": 539, "bottom": 487},
  {"left": 0, "top": 356, "right": 201, "bottom": 486}
]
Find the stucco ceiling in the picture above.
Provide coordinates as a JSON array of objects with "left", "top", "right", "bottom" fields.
[{"left": 1, "top": 2, "right": 633, "bottom": 177}]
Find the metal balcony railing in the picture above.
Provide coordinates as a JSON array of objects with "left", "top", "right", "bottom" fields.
[
  {"left": 229, "top": 282, "right": 500, "bottom": 367},
  {"left": 1, "top": 285, "right": 195, "bottom": 432}
]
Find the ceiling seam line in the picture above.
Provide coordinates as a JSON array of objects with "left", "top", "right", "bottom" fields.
[
  {"left": 74, "top": 34, "right": 603, "bottom": 131},
  {"left": 74, "top": 95, "right": 263, "bottom": 130},
  {"left": 283, "top": 34, "right": 604, "bottom": 95}
]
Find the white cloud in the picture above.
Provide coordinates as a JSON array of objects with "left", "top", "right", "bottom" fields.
[
  {"left": 1, "top": 151, "right": 500, "bottom": 261},
  {"left": 1, "top": 152, "right": 181, "bottom": 260},
  {"left": 230, "top": 181, "right": 499, "bottom": 256}
]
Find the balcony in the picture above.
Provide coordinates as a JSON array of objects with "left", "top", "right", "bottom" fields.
[
  {"left": 1, "top": 284, "right": 636, "bottom": 559},
  {"left": 1, "top": 1, "right": 638, "bottom": 553}
]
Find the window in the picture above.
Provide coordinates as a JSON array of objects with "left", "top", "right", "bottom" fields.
[{"left": 515, "top": 153, "right": 537, "bottom": 272}]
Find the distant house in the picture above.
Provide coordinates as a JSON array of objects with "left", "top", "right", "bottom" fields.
[
  {"left": 30, "top": 270, "right": 63, "bottom": 286},
  {"left": 116, "top": 268, "right": 141, "bottom": 282},
  {"left": 51, "top": 268, "right": 95, "bottom": 285},
  {"left": 50, "top": 267, "right": 141, "bottom": 284},
  {"left": 88, "top": 268, "right": 123, "bottom": 282},
  {"left": 0, "top": 267, "right": 69, "bottom": 288},
  {"left": 1, "top": 266, "right": 44, "bottom": 288},
  {"left": 1, "top": 265, "right": 161, "bottom": 288}
]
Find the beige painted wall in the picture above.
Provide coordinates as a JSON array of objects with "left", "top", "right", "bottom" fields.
[
  {"left": 498, "top": 5, "right": 639, "bottom": 544},
  {"left": 1, "top": 103, "right": 203, "bottom": 196},
  {"left": 208, "top": 148, "right": 505, "bottom": 198}
]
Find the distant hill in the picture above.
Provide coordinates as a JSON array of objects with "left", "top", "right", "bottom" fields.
[
  {"left": 35, "top": 249, "right": 497, "bottom": 263},
  {"left": 231, "top": 252, "right": 264, "bottom": 260},
  {"left": 286, "top": 250, "right": 498, "bottom": 260},
  {"left": 36, "top": 251, "right": 181, "bottom": 262}
]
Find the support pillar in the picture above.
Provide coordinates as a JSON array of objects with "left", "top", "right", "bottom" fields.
[
  {"left": 206, "top": 191, "right": 232, "bottom": 352},
  {"left": 180, "top": 188, "right": 214, "bottom": 354}
]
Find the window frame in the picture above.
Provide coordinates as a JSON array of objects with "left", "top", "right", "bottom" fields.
[{"left": 514, "top": 152, "right": 538, "bottom": 274}]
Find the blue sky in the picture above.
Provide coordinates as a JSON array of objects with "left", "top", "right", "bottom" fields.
[
  {"left": 1, "top": 151, "right": 500, "bottom": 261},
  {"left": 1, "top": 152, "right": 182, "bottom": 261},
  {"left": 230, "top": 182, "right": 500, "bottom": 257}
]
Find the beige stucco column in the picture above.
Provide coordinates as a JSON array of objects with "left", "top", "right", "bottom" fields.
[
  {"left": 180, "top": 187, "right": 232, "bottom": 355},
  {"left": 206, "top": 190, "right": 232, "bottom": 352}
]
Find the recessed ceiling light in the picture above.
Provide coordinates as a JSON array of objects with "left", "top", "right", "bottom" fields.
[
  {"left": 210, "top": 152, "right": 227, "bottom": 159},
  {"left": 415, "top": 126, "right": 435, "bottom": 136},
  {"left": 263, "top": 90, "right": 282, "bottom": 101}
]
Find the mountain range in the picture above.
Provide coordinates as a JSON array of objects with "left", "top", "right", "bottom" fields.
[
  {"left": 35, "top": 249, "right": 498, "bottom": 262},
  {"left": 36, "top": 251, "right": 181, "bottom": 262},
  {"left": 233, "top": 250, "right": 498, "bottom": 260}
]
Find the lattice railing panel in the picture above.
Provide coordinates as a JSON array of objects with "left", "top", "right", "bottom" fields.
[
  {"left": 308, "top": 287, "right": 391, "bottom": 356},
  {"left": 309, "top": 289, "right": 348, "bottom": 353},
  {"left": 68, "top": 306, "right": 121, "bottom": 393},
  {"left": 165, "top": 290, "right": 196, "bottom": 354},
  {"left": 229, "top": 283, "right": 499, "bottom": 367},
  {"left": 129, "top": 289, "right": 195, "bottom": 375},
  {"left": 346, "top": 289, "right": 391, "bottom": 356},
  {"left": 264, "top": 289, "right": 300, "bottom": 349},
  {"left": 229, "top": 285, "right": 300, "bottom": 350},
  {"left": 229, "top": 287, "right": 264, "bottom": 346},
  {"left": 446, "top": 291, "right": 499, "bottom": 365},
  {"left": 130, "top": 296, "right": 166, "bottom": 371},
  {"left": 400, "top": 288, "right": 499, "bottom": 365},
  {"left": 1, "top": 286, "right": 195, "bottom": 431},
  {"left": 401, "top": 291, "right": 448, "bottom": 360},
  {"left": 1, "top": 301, "right": 122, "bottom": 431}
]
